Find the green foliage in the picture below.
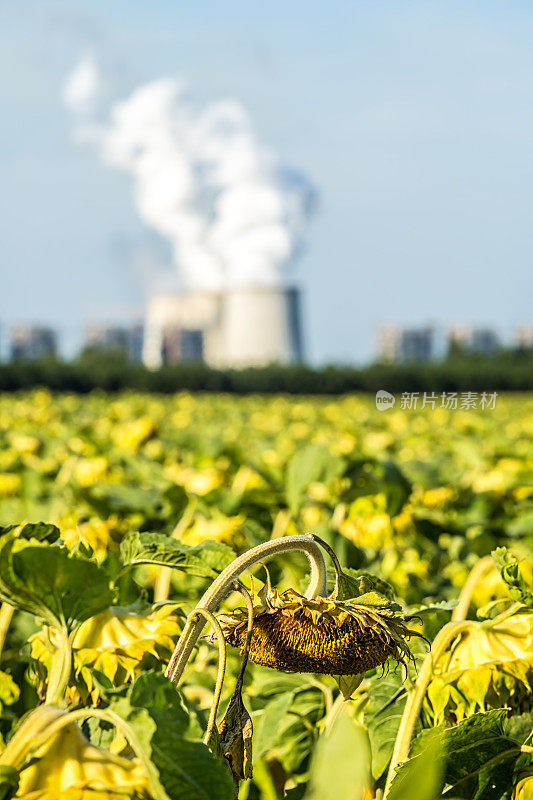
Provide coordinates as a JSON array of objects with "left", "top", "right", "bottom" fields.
[
  {"left": 0, "top": 535, "right": 113, "bottom": 631},
  {"left": 492, "top": 547, "right": 533, "bottom": 606},
  {"left": 253, "top": 692, "right": 294, "bottom": 761},
  {"left": 0, "top": 391, "right": 531, "bottom": 799},
  {"left": 286, "top": 444, "right": 344, "bottom": 515},
  {"left": 3, "top": 349, "right": 533, "bottom": 393},
  {"left": 387, "top": 733, "right": 443, "bottom": 800},
  {"left": 403, "top": 710, "right": 524, "bottom": 800},
  {"left": 303, "top": 709, "right": 370, "bottom": 800},
  {"left": 110, "top": 671, "right": 234, "bottom": 800},
  {"left": 365, "top": 666, "right": 408, "bottom": 780},
  {"left": 120, "top": 531, "right": 235, "bottom": 579},
  {"left": 0, "top": 766, "right": 18, "bottom": 800}
]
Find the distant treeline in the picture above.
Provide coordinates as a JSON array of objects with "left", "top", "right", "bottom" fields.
[{"left": 0, "top": 350, "right": 533, "bottom": 394}]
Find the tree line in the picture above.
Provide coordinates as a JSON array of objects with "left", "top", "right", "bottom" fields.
[{"left": 1, "top": 349, "right": 532, "bottom": 393}]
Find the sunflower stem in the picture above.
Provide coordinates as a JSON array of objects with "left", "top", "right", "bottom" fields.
[
  {"left": 384, "top": 620, "right": 471, "bottom": 798},
  {"left": 0, "top": 602, "right": 14, "bottom": 663},
  {"left": 183, "top": 608, "right": 227, "bottom": 747},
  {"left": 165, "top": 535, "right": 327, "bottom": 686},
  {"left": 307, "top": 533, "right": 343, "bottom": 594},
  {"left": 45, "top": 626, "right": 72, "bottom": 707},
  {"left": 451, "top": 556, "right": 495, "bottom": 622},
  {"left": 323, "top": 693, "right": 345, "bottom": 735}
]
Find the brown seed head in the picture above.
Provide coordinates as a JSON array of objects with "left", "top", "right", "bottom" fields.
[{"left": 218, "top": 583, "right": 421, "bottom": 676}]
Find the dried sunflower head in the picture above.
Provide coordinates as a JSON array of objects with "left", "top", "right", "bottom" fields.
[{"left": 218, "top": 571, "right": 422, "bottom": 678}]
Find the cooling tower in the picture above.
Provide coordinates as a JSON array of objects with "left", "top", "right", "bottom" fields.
[
  {"left": 143, "top": 286, "right": 304, "bottom": 369},
  {"left": 219, "top": 287, "right": 303, "bottom": 368}
]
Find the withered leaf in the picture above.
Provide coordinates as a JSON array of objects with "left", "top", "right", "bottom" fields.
[{"left": 217, "top": 683, "right": 253, "bottom": 789}]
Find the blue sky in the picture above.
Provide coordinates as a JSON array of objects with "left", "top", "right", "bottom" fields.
[{"left": 1, "top": 0, "right": 532, "bottom": 363}]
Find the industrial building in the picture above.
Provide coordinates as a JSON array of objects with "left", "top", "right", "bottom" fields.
[
  {"left": 10, "top": 325, "right": 57, "bottom": 360},
  {"left": 142, "top": 286, "right": 303, "bottom": 369},
  {"left": 377, "top": 324, "right": 501, "bottom": 363},
  {"left": 448, "top": 326, "right": 499, "bottom": 355},
  {"left": 515, "top": 325, "right": 533, "bottom": 350},
  {"left": 84, "top": 324, "right": 144, "bottom": 361},
  {"left": 377, "top": 325, "right": 435, "bottom": 363}
]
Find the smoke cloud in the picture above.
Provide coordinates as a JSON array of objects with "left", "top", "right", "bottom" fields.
[
  {"left": 64, "top": 59, "right": 315, "bottom": 290},
  {"left": 62, "top": 54, "right": 101, "bottom": 116}
]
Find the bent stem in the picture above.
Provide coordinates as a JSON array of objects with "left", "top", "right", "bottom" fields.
[
  {"left": 384, "top": 620, "right": 471, "bottom": 797},
  {"left": 451, "top": 556, "right": 495, "bottom": 622},
  {"left": 165, "top": 535, "right": 327, "bottom": 686},
  {"left": 183, "top": 608, "right": 227, "bottom": 746}
]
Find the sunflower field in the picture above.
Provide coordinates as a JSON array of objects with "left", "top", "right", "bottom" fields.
[{"left": 0, "top": 389, "right": 532, "bottom": 800}]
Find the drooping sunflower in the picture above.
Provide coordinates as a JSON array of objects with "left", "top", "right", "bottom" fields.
[
  {"left": 30, "top": 602, "right": 184, "bottom": 703},
  {"left": 425, "top": 606, "right": 533, "bottom": 724},
  {"left": 218, "top": 570, "right": 423, "bottom": 678},
  {"left": 0, "top": 706, "right": 151, "bottom": 800}
]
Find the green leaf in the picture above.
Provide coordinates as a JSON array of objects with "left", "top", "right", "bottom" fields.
[
  {"left": 492, "top": 547, "right": 533, "bottom": 606},
  {"left": 365, "top": 666, "right": 408, "bottom": 780},
  {"left": 110, "top": 671, "right": 234, "bottom": 800},
  {"left": 504, "top": 711, "right": 533, "bottom": 746},
  {"left": 79, "top": 483, "right": 165, "bottom": 517},
  {"left": 379, "top": 460, "right": 413, "bottom": 517},
  {"left": 0, "top": 537, "right": 113, "bottom": 631},
  {"left": 388, "top": 731, "right": 443, "bottom": 800},
  {"left": 440, "top": 710, "right": 522, "bottom": 800},
  {"left": 254, "top": 691, "right": 294, "bottom": 761},
  {"left": 351, "top": 591, "right": 403, "bottom": 613},
  {"left": 407, "top": 600, "right": 456, "bottom": 615},
  {"left": 329, "top": 566, "right": 396, "bottom": 602},
  {"left": 304, "top": 707, "right": 370, "bottom": 800},
  {"left": 19, "top": 523, "right": 60, "bottom": 543},
  {"left": 410, "top": 710, "right": 522, "bottom": 800},
  {"left": 342, "top": 458, "right": 411, "bottom": 516},
  {"left": 0, "top": 766, "right": 19, "bottom": 800},
  {"left": 286, "top": 444, "right": 344, "bottom": 515},
  {"left": 336, "top": 673, "right": 364, "bottom": 700},
  {"left": 270, "top": 687, "right": 326, "bottom": 774},
  {"left": 120, "top": 532, "right": 235, "bottom": 579}
]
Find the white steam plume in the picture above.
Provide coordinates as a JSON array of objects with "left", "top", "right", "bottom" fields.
[
  {"left": 63, "top": 59, "right": 315, "bottom": 290},
  {"left": 62, "top": 54, "right": 101, "bottom": 116}
]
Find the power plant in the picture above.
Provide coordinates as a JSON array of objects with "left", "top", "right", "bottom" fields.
[{"left": 143, "top": 286, "right": 303, "bottom": 369}]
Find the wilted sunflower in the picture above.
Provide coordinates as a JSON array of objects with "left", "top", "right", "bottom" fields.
[
  {"left": 426, "top": 607, "right": 533, "bottom": 724},
  {"left": 30, "top": 602, "right": 184, "bottom": 703},
  {"left": 0, "top": 706, "right": 151, "bottom": 800},
  {"left": 218, "top": 571, "right": 423, "bottom": 678}
]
